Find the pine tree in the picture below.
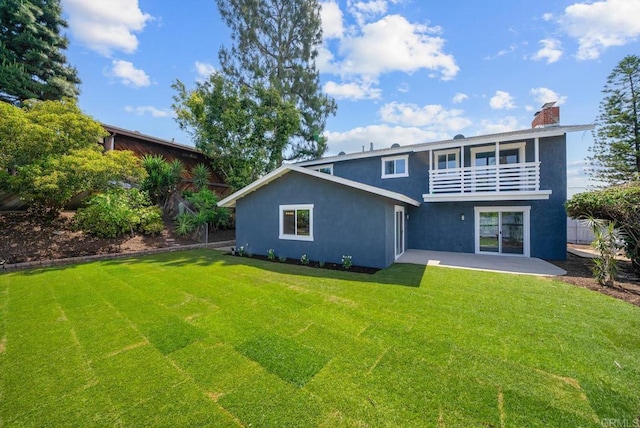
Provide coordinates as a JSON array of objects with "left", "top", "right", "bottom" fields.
[
  {"left": 216, "top": 0, "right": 336, "bottom": 162},
  {"left": 589, "top": 55, "right": 640, "bottom": 185},
  {"left": 0, "top": 0, "right": 80, "bottom": 104}
]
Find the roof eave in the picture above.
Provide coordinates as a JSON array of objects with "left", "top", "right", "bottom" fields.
[{"left": 297, "top": 124, "right": 594, "bottom": 167}]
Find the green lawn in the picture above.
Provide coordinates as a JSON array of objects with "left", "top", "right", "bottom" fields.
[{"left": 1, "top": 250, "right": 639, "bottom": 427}]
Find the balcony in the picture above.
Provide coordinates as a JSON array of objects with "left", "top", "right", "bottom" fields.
[{"left": 423, "top": 162, "right": 551, "bottom": 202}]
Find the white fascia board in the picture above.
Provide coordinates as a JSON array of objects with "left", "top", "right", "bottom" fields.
[
  {"left": 296, "top": 124, "right": 594, "bottom": 167},
  {"left": 422, "top": 190, "right": 552, "bottom": 203},
  {"left": 218, "top": 165, "right": 421, "bottom": 208},
  {"left": 217, "top": 166, "right": 291, "bottom": 208}
]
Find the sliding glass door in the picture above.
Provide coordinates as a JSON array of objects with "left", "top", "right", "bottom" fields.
[{"left": 475, "top": 207, "right": 530, "bottom": 256}]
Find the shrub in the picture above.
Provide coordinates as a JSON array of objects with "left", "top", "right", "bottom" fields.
[
  {"left": 138, "top": 206, "right": 164, "bottom": 235},
  {"left": 300, "top": 254, "right": 309, "bottom": 265},
  {"left": 75, "top": 188, "right": 163, "bottom": 238},
  {"left": 176, "top": 189, "right": 231, "bottom": 237},
  {"left": 566, "top": 182, "right": 640, "bottom": 273},
  {"left": 267, "top": 249, "right": 276, "bottom": 261},
  {"left": 585, "top": 218, "right": 623, "bottom": 286},
  {"left": 175, "top": 212, "right": 195, "bottom": 236},
  {"left": 341, "top": 255, "right": 353, "bottom": 270},
  {"left": 279, "top": 255, "right": 287, "bottom": 263}
]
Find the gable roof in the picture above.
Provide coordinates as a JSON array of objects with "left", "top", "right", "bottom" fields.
[
  {"left": 102, "top": 123, "right": 203, "bottom": 155},
  {"left": 218, "top": 165, "right": 421, "bottom": 208},
  {"left": 297, "top": 124, "right": 594, "bottom": 167}
]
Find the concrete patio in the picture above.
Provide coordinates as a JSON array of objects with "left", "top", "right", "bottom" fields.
[{"left": 396, "top": 249, "right": 566, "bottom": 277}]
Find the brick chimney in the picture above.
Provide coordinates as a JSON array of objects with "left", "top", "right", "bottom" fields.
[{"left": 531, "top": 102, "right": 559, "bottom": 128}]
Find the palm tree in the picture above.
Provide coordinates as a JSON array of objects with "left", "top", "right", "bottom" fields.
[{"left": 140, "top": 154, "right": 185, "bottom": 209}]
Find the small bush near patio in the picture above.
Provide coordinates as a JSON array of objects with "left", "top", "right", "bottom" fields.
[{"left": 0, "top": 250, "right": 639, "bottom": 427}]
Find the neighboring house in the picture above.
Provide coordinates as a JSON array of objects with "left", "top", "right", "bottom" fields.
[
  {"left": 102, "top": 124, "right": 232, "bottom": 197},
  {"left": 0, "top": 124, "right": 231, "bottom": 211},
  {"left": 219, "top": 104, "right": 593, "bottom": 268}
]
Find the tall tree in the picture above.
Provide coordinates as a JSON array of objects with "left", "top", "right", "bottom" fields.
[
  {"left": 589, "top": 55, "right": 640, "bottom": 185},
  {"left": 0, "top": 100, "right": 144, "bottom": 216},
  {"left": 0, "top": 0, "right": 80, "bottom": 104},
  {"left": 172, "top": 73, "right": 299, "bottom": 190},
  {"left": 216, "top": 0, "right": 336, "bottom": 161}
]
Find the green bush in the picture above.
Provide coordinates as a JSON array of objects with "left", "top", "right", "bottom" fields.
[
  {"left": 175, "top": 189, "right": 232, "bottom": 235},
  {"left": 175, "top": 212, "right": 196, "bottom": 236},
  {"left": 566, "top": 182, "right": 640, "bottom": 273},
  {"left": 185, "top": 189, "right": 231, "bottom": 230},
  {"left": 75, "top": 188, "right": 163, "bottom": 238}
]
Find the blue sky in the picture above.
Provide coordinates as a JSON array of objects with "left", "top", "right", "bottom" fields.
[{"left": 61, "top": 0, "right": 640, "bottom": 194}]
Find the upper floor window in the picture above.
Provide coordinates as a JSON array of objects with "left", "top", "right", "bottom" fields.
[
  {"left": 381, "top": 155, "right": 409, "bottom": 179},
  {"left": 309, "top": 164, "right": 333, "bottom": 175},
  {"left": 470, "top": 142, "right": 525, "bottom": 167},
  {"left": 279, "top": 204, "right": 313, "bottom": 241},
  {"left": 434, "top": 149, "right": 460, "bottom": 170}
]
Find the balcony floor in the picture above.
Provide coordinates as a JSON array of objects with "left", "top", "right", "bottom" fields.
[{"left": 396, "top": 249, "right": 566, "bottom": 276}]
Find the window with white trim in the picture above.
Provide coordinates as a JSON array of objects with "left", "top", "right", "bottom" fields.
[
  {"left": 309, "top": 164, "right": 333, "bottom": 175},
  {"left": 279, "top": 204, "right": 313, "bottom": 241},
  {"left": 470, "top": 142, "right": 526, "bottom": 166},
  {"left": 434, "top": 148, "right": 460, "bottom": 170},
  {"left": 381, "top": 155, "right": 409, "bottom": 178}
]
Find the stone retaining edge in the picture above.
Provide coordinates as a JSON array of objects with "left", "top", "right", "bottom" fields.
[{"left": 0, "top": 240, "right": 236, "bottom": 272}]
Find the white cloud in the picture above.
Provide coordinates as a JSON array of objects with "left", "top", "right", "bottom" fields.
[
  {"left": 348, "top": 0, "right": 388, "bottom": 26},
  {"left": 489, "top": 91, "right": 516, "bottom": 110},
  {"left": 542, "top": 12, "right": 554, "bottom": 22},
  {"left": 452, "top": 92, "right": 468, "bottom": 104},
  {"left": 324, "top": 124, "right": 443, "bottom": 155},
  {"left": 567, "top": 159, "right": 602, "bottom": 195},
  {"left": 195, "top": 61, "right": 216, "bottom": 81},
  {"left": 323, "top": 80, "right": 382, "bottom": 100},
  {"left": 331, "top": 14, "right": 459, "bottom": 80},
  {"left": 484, "top": 43, "right": 517, "bottom": 60},
  {"left": 530, "top": 87, "right": 567, "bottom": 105},
  {"left": 124, "top": 105, "right": 172, "bottom": 118},
  {"left": 321, "top": 1, "right": 345, "bottom": 39},
  {"left": 63, "top": 0, "right": 152, "bottom": 56},
  {"left": 379, "top": 102, "right": 471, "bottom": 131},
  {"left": 397, "top": 82, "right": 410, "bottom": 93},
  {"left": 559, "top": 0, "right": 640, "bottom": 60},
  {"left": 110, "top": 60, "right": 151, "bottom": 87},
  {"left": 531, "top": 38, "right": 563, "bottom": 64},
  {"left": 476, "top": 116, "right": 520, "bottom": 135}
]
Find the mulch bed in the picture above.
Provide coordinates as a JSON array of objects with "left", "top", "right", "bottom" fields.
[
  {"left": 231, "top": 252, "right": 380, "bottom": 274},
  {"left": 551, "top": 252, "right": 640, "bottom": 307},
  {"left": 0, "top": 211, "right": 234, "bottom": 266}
]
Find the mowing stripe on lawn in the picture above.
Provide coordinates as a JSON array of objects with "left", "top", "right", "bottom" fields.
[{"left": 1, "top": 250, "right": 639, "bottom": 427}]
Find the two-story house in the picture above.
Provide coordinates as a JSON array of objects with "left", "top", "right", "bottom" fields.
[{"left": 218, "top": 104, "right": 592, "bottom": 268}]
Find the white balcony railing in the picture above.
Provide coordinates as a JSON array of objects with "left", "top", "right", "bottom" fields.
[{"left": 428, "top": 162, "right": 540, "bottom": 195}]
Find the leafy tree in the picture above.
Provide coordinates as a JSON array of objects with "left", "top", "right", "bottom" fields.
[
  {"left": 172, "top": 73, "right": 299, "bottom": 189},
  {"left": 215, "top": 0, "right": 336, "bottom": 161},
  {"left": 9, "top": 148, "right": 146, "bottom": 215},
  {"left": 140, "top": 154, "right": 185, "bottom": 208},
  {"left": 589, "top": 55, "right": 640, "bottom": 184},
  {"left": 0, "top": 0, "right": 80, "bottom": 104},
  {"left": 0, "top": 99, "right": 144, "bottom": 216},
  {"left": 566, "top": 182, "right": 640, "bottom": 273}
]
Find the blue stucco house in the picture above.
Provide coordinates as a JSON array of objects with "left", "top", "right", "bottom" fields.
[{"left": 219, "top": 105, "right": 593, "bottom": 269}]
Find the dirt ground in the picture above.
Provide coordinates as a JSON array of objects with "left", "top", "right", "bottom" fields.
[
  {"left": 552, "top": 246, "right": 640, "bottom": 307},
  {"left": 0, "top": 211, "right": 234, "bottom": 265},
  {"left": 1, "top": 211, "right": 639, "bottom": 307}
]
